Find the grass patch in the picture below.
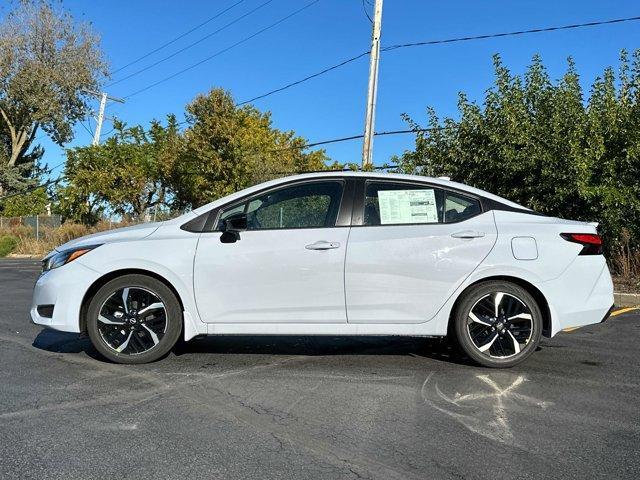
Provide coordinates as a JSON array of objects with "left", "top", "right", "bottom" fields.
[{"left": 0, "top": 235, "right": 18, "bottom": 257}]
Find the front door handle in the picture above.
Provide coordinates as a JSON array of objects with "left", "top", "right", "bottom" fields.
[
  {"left": 305, "top": 241, "right": 341, "bottom": 250},
  {"left": 451, "top": 230, "right": 485, "bottom": 239}
]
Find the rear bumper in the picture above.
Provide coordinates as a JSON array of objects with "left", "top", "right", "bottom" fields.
[
  {"left": 30, "top": 261, "right": 101, "bottom": 333},
  {"left": 537, "top": 257, "right": 614, "bottom": 336}
]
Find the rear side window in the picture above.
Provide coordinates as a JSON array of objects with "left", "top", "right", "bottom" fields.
[
  {"left": 443, "top": 191, "right": 481, "bottom": 223},
  {"left": 364, "top": 181, "right": 481, "bottom": 226},
  {"left": 364, "top": 182, "right": 443, "bottom": 225}
]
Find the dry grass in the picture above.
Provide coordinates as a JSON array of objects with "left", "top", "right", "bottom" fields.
[{"left": 0, "top": 220, "right": 137, "bottom": 257}]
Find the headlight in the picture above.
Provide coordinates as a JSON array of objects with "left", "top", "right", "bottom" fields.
[{"left": 42, "top": 245, "right": 102, "bottom": 272}]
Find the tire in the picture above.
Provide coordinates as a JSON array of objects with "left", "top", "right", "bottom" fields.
[
  {"left": 86, "top": 274, "right": 182, "bottom": 364},
  {"left": 452, "top": 281, "right": 542, "bottom": 368}
]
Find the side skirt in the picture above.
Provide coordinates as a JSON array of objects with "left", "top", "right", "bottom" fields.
[{"left": 206, "top": 322, "right": 447, "bottom": 337}]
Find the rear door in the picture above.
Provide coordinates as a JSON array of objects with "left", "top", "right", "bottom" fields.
[{"left": 345, "top": 179, "right": 497, "bottom": 323}]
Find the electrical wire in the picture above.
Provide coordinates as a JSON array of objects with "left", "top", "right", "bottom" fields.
[
  {"left": 236, "top": 14, "right": 640, "bottom": 105},
  {"left": 382, "top": 15, "right": 640, "bottom": 51},
  {"left": 108, "top": 0, "right": 275, "bottom": 87},
  {"left": 236, "top": 50, "right": 370, "bottom": 105},
  {"left": 12, "top": 122, "right": 448, "bottom": 201},
  {"left": 79, "top": 121, "right": 94, "bottom": 139},
  {"left": 362, "top": 0, "right": 372, "bottom": 23},
  {"left": 0, "top": 177, "right": 63, "bottom": 201},
  {"left": 122, "top": 0, "right": 322, "bottom": 99},
  {"left": 111, "top": 0, "right": 247, "bottom": 75}
]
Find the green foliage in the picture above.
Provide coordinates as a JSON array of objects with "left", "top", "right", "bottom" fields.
[
  {"left": 395, "top": 51, "right": 640, "bottom": 258},
  {"left": 1, "top": 186, "right": 48, "bottom": 216},
  {"left": 57, "top": 119, "right": 176, "bottom": 223},
  {"left": 165, "top": 88, "right": 329, "bottom": 209},
  {"left": 59, "top": 87, "right": 332, "bottom": 222},
  {"left": 0, "top": 0, "right": 107, "bottom": 195},
  {"left": 0, "top": 235, "right": 18, "bottom": 256}
]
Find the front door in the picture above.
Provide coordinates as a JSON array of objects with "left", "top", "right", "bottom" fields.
[
  {"left": 193, "top": 180, "right": 350, "bottom": 323},
  {"left": 345, "top": 180, "right": 497, "bottom": 323}
]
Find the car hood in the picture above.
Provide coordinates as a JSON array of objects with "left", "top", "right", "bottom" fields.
[{"left": 53, "top": 222, "right": 164, "bottom": 253}]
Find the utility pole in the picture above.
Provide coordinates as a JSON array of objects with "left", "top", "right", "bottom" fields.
[
  {"left": 82, "top": 89, "right": 125, "bottom": 146},
  {"left": 362, "top": 0, "right": 383, "bottom": 168}
]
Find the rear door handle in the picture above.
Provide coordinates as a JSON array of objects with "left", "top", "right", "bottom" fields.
[
  {"left": 305, "top": 241, "right": 341, "bottom": 250},
  {"left": 451, "top": 230, "right": 485, "bottom": 239}
]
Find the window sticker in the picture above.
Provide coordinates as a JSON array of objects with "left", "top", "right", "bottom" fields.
[{"left": 378, "top": 189, "right": 438, "bottom": 224}]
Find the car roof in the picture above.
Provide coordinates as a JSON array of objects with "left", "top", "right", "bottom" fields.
[{"left": 188, "top": 170, "right": 530, "bottom": 218}]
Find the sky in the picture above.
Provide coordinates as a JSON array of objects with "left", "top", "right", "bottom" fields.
[{"left": 13, "top": 0, "right": 640, "bottom": 178}]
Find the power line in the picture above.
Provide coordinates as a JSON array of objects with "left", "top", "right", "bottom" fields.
[
  {"left": 236, "top": 14, "right": 640, "bottom": 105},
  {"left": 15, "top": 125, "right": 441, "bottom": 198},
  {"left": 270, "top": 125, "right": 446, "bottom": 151},
  {"left": 108, "top": 0, "right": 275, "bottom": 87},
  {"left": 236, "top": 51, "right": 370, "bottom": 105},
  {"left": 0, "top": 177, "right": 62, "bottom": 202},
  {"left": 382, "top": 15, "right": 640, "bottom": 51},
  {"left": 79, "top": 120, "right": 94, "bottom": 139},
  {"left": 361, "top": 0, "right": 373, "bottom": 23},
  {"left": 122, "top": 0, "right": 322, "bottom": 100},
  {"left": 111, "top": 0, "right": 247, "bottom": 75}
]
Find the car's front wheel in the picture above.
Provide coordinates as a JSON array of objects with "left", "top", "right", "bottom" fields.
[
  {"left": 452, "top": 281, "right": 542, "bottom": 368},
  {"left": 86, "top": 274, "right": 182, "bottom": 364}
]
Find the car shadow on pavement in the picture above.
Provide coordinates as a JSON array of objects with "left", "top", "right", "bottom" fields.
[
  {"left": 173, "top": 335, "right": 478, "bottom": 367},
  {"left": 31, "top": 328, "right": 482, "bottom": 366},
  {"left": 31, "top": 328, "right": 102, "bottom": 360}
]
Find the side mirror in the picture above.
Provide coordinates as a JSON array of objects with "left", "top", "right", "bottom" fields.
[{"left": 220, "top": 212, "right": 247, "bottom": 243}]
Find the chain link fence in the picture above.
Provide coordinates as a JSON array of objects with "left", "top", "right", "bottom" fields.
[{"left": 0, "top": 215, "right": 62, "bottom": 240}]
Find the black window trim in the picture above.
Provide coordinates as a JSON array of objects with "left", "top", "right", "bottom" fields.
[
  {"left": 353, "top": 177, "right": 486, "bottom": 227},
  {"left": 200, "top": 177, "right": 354, "bottom": 233},
  {"left": 180, "top": 175, "right": 539, "bottom": 233}
]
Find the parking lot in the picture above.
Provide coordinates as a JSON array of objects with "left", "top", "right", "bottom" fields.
[{"left": 0, "top": 258, "right": 639, "bottom": 479}]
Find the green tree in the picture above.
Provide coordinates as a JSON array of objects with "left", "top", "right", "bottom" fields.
[
  {"left": 396, "top": 51, "right": 640, "bottom": 257},
  {"left": 0, "top": 0, "right": 107, "bottom": 194},
  {"left": 59, "top": 88, "right": 331, "bottom": 224},
  {"left": 1, "top": 185, "right": 48, "bottom": 216},
  {"left": 166, "top": 88, "right": 329, "bottom": 209},
  {"left": 58, "top": 120, "right": 177, "bottom": 224}
]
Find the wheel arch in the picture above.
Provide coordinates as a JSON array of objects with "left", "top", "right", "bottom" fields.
[
  {"left": 79, "top": 268, "right": 185, "bottom": 334},
  {"left": 448, "top": 275, "right": 552, "bottom": 338}
]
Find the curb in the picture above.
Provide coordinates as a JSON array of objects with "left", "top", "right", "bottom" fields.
[
  {"left": 7, "top": 254, "right": 41, "bottom": 259},
  {"left": 614, "top": 292, "right": 640, "bottom": 308}
]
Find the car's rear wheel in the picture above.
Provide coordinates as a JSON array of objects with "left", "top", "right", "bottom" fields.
[
  {"left": 452, "top": 281, "right": 542, "bottom": 368},
  {"left": 86, "top": 274, "right": 182, "bottom": 364}
]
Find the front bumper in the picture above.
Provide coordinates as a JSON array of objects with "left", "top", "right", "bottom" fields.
[{"left": 30, "top": 261, "right": 101, "bottom": 333}]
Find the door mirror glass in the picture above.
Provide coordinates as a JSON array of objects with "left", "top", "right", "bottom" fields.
[
  {"left": 220, "top": 212, "right": 247, "bottom": 243},
  {"left": 223, "top": 212, "right": 248, "bottom": 232}
]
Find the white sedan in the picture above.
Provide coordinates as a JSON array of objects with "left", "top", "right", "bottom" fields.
[{"left": 31, "top": 172, "right": 614, "bottom": 367}]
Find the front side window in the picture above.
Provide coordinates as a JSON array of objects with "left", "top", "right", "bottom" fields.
[{"left": 218, "top": 181, "right": 344, "bottom": 231}]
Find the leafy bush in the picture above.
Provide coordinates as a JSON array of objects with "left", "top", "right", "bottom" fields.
[
  {"left": 396, "top": 51, "right": 640, "bottom": 267},
  {"left": 0, "top": 235, "right": 18, "bottom": 257},
  {"left": 1, "top": 188, "right": 48, "bottom": 216}
]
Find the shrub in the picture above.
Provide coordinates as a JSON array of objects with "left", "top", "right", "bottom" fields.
[
  {"left": 612, "top": 229, "right": 640, "bottom": 278},
  {"left": 0, "top": 235, "right": 18, "bottom": 257}
]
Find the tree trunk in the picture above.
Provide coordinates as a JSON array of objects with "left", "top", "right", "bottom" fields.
[{"left": 0, "top": 107, "right": 36, "bottom": 168}]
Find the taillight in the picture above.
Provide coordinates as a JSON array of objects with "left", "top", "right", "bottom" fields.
[{"left": 560, "top": 233, "right": 603, "bottom": 255}]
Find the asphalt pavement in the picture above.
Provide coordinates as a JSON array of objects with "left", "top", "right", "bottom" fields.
[{"left": 0, "top": 258, "right": 639, "bottom": 480}]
